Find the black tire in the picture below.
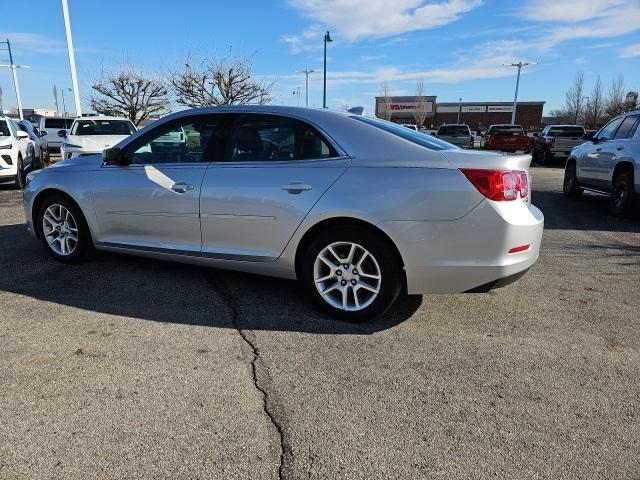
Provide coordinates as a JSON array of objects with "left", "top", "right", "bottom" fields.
[
  {"left": 610, "top": 171, "right": 636, "bottom": 218},
  {"left": 563, "top": 162, "right": 583, "bottom": 198},
  {"left": 301, "top": 225, "right": 403, "bottom": 322},
  {"left": 13, "top": 154, "right": 25, "bottom": 189},
  {"left": 37, "top": 194, "right": 92, "bottom": 263}
]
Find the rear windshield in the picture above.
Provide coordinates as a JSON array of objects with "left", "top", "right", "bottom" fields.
[
  {"left": 0, "top": 122, "right": 10, "bottom": 136},
  {"left": 488, "top": 126, "right": 525, "bottom": 135},
  {"left": 351, "top": 116, "right": 454, "bottom": 151},
  {"left": 71, "top": 119, "right": 136, "bottom": 136},
  {"left": 438, "top": 125, "right": 470, "bottom": 135},
  {"left": 547, "top": 126, "right": 585, "bottom": 137},
  {"left": 44, "top": 118, "right": 73, "bottom": 129}
]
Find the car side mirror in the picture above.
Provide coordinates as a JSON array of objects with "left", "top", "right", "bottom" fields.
[
  {"left": 40, "top": 130, "right": 48, "bottom": 137},
  {"left": 103, "top": 147, "right": 129, "bottom": 166},
  {"left": 583, "top": 133, "right": 595, "bottom": 142},
  {"left": 57, "top": 130, "right": 67, "bottom": 138}
]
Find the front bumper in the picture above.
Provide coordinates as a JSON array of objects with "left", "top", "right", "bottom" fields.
[{"left": 380, "top": 199, "right": 544, "bottom": 294}]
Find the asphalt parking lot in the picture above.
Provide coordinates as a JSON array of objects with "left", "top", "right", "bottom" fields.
[{"left": 1, "top": 165, "right": 639, "bottom": 479}]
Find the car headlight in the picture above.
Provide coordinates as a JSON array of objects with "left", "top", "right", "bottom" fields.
[{"left": 0, "top": 144, "right": 12, "bottom": 150}]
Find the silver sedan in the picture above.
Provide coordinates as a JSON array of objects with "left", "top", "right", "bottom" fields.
[{"left": 23, "top": 106, "right": 544, "bottom": 321}]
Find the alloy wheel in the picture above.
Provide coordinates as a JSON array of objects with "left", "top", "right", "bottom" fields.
[
  {"left": 42, "top": 204, "right": 79, "bottom": 256},
  {"left": 313, "top": 241, "right": 382, "bottom": 311}
]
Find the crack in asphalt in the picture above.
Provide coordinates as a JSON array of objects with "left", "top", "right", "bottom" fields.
[{"left": 209, "top": 276, "right": 287, "bottom": 480}]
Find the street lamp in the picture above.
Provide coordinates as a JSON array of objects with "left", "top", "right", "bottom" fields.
[
  {"left": 503, "top": 61, "right": 537, "bottom": 124},
  {"left": 61, "top": 0, "right": 82, "bottom": 117},
  {"left": 584, "top": 96, "right": 590, "bottom": 127},
  {"left": 457, "top": 97, "right": 462, "bottom": 124},
  {"left": 299, "top": 68, "right": 315, "bottom": 107},
  {"left": 0, "top": 39, "right": 30, "bottom": 120},
  {"left": 292, "top": 87, "right": 301, "bottom": 106},
  {"left": 323, "top": 31, "right": 332, "bottom": 109},
  {"left": 60, "top": 88, "right": 72, "bottom": 116}
]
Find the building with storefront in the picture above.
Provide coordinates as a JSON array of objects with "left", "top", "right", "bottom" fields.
[{"left": 375, "top": 96, "right": 545, "bottom": 131}]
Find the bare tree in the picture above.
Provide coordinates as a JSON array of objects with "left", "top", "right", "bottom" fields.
[
  {"left": 564, "top": 71, "right": 585, "bottom": 125},
  {"left": 90, "top": 68, "right": 170, "bottom": 126},
  {"left": 378, "top": 81, "right": 392, "bottom": 120},
  {"left": 605, "top": 74, "right": 626, "bottom": 118},
  {"left": 413, "top": 78, "right": 428, "bottom": 129},
  {"left": 585, "top": 75, "right": 605, "bottom": 128},
  {"left": 168, "top": 52, "right": 273, "bottom": 108}
]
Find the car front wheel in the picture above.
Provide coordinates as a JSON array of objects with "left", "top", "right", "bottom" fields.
[
  {"left": 301, "top": 226, "right": 403, "bottom": 322},
  {"left": 610, "top": 171, "right": 636, "bottom": 218},
  {"left": 38, "top": 194, "right": 92, "bottom": 263}
]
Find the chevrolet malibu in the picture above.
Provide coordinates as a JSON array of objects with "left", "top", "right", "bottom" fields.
[{"left": 23, "top": 106, "right": 544, "bottom": 321}]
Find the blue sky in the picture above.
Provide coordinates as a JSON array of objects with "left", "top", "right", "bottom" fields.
[{"left": 1, "top": 0, "right": 639, "bottom": 115}]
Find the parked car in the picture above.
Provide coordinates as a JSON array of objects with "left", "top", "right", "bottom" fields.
[
  {"left": 483, "top": 124, "right": 532, "bottom": 153},
  {"left": 18, "top": 120, "right": 50, "bottom": 166},
  {"left": 563, "top": 110, "right": 639, "bottom": 217},
  {"left": 37, "top": 116, "right": 74, "bottom": 152},
  {"left": 532, "top": 125, "right": 585, "bottom": 164},
  {"left": 60, "top": 116, "right": 137, "bottom": 159},
  {"left": 0, "top": 115, "right": 38, "bottom": 188},
  {"left": 435, "top": 124, "right": 473, "bottom": 149},
  {"left": 23, "top": 107, "right": 543, "bottom": 321}
]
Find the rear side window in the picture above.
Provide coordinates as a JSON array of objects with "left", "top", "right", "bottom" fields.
[
  {"left": 0, "top": 121, "right": 11, "bottom": 136},
  {"left": 547, "top": 126, "right": 585, "bottom": 137},
  {"left": 226, "top": 114, "right": 337, "bottom": 162},
  {"left": 613, "top": 115, "right": 639, "bottom": 140},
  {"left": 44, "top": 118, "right": 72, "bottom": 129},
  {"left": 352, "top": 116, "right": 453, "bottom": 151}
]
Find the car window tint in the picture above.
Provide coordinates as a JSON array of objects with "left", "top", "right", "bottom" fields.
[
  {"left": 44, "top": 118, "right": 67, "bottom": 129},
  {"left": 226, "top": 114, "right": 337, "bottom": 162},
  {"left": 0, "top": 121, "right": 10, "bottom": 136},
  {"left": 547, "top": 126, "right": 585, "bottom": 137},
  {"left": 596, "top": 117, "right": 623, "bottom": 141},
  {"left": 352, "top": 116, "right": 453, "bottom": 151},
  {"left": 489, "top": 126, "right": 524, "bottom": 135},
  {"left": 613, "top": 115, "right": 639, "bottom": 140},
  {"left": 127, "top": 115, "right": 219, "bottom": 165},
  {"left": 71, "top": 120, "right": 136, "bottom": 136},
  {"left": 439, "top": 126, "right": 470, "bottom": 135}
]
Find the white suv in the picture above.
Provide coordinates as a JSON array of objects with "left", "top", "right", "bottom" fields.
[
  {"left": 0, "top": 115, "right": 37, "bottom": 188},
  {"left": 60, "top": 116, "right": 137, "bottom": 159}
]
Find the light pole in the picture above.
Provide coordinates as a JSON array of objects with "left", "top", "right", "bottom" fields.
[
  {"left": 61, "top": 0, "right": 82, "bottom": 117},
  {"left": 457, "top": 97, "right": 462, "bottom": 124},
  {"left": 60, "top": 88, "right": 72, "bottom": 116},
  {"left": 323, "top": 31, "right": 332, "bottom": 108},
  {"left": 300, "top": 68, "right": 315, "bottom": 107},
  {"left": 504, "top": 61, "right": 536, "bottom": 124},
  {"left": 292, "top": 87, "right": 301, "bottom": 106},
  {"left": 0, "top": 39, "right": 30, "bottom": 120},
  {"left": 584, "top": 96, "right": 590, "bottom": 127}
]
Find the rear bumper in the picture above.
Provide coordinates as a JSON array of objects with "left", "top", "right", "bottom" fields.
[{"left": 379, "top": 199, "right": 544, "bottom": 294}]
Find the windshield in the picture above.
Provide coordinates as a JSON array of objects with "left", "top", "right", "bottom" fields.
[
  {"left": 547, "top": 126, "right": 585, "bottom": 137},
  {"left": 489, "top": 126, "right": 525, "bottom": 136},
  {"left": 44, "top": 118, "right": 73, "bottom": 129},
  {"left": 351, "top": 116, "right": 455, "bottom": 151},
  {"left": 71, "top": 119, "right": 136, "bottom": 136},
  {"left": 438, "top": 125, "right": 470, "bottom": 135}
]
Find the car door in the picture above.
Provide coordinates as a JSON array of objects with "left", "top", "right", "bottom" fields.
[
  {"left": 90, "top": 114, "right": 220, "bottom": 253},
  {"left": 604, "top": 114, "right": 640, "bottom": 184},
  {"left": 578, "top": 117, "right": 623, "bottom": 189},
  {"left": 199, "top": 113, "right": 349, "bottom": 261}
]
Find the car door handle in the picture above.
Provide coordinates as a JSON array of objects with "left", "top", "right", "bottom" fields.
[
  {"left": 616, "top": 146, "right": 624, "bottom": 151},
  {"left": 171, "top": 182, "right": 194, "bottom": 193},
  {"left": 281, "top": 182, "right": 312, "bottom": 194},
  {"left": 595, "top": 148, "right": 602, "bottom": 152}
]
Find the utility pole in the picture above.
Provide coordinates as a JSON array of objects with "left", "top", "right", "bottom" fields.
[
  {"left": 504, "top": 61, "right": 536, "bottom": 124},
  {"left": 61, "top": 0, "right": 82, "bottom": 117},
  {"left": 323, "top": 31, "right": 332, "bottom": 108},
  {"left": 0, "top": 85, "right": 3, "bottom": 114},
  {"left": 457, "top": 97, "right": 462, "bottom": 124},
  {"left": 0, "top": 39, "right": 30, "bottom": 120},
  {"left": 300, "top": 68, "right": 315, "bottom": 107}
]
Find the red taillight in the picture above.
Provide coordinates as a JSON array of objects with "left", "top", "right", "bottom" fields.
[
  {"left": 460, "top": 168, "right": 529, "bottom": 201},
  {"left": 508, "top": 244, "right": 530, "bottom": 254}
]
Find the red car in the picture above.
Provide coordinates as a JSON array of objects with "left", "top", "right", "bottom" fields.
[{"left": 483, "top": 124, "right": 532, "bottom": 153}]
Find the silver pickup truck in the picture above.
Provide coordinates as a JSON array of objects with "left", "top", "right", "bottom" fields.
[{"left": 532, "top": 124, "right": 585, "bottom": 164}]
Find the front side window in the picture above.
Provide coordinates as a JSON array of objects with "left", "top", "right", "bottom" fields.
[
  {"left": 226, "top": 114, "right": 337, "bottom": 162},
  {"left": 613, "top": 115, "right": 639, "bottom": 140},
  {"left": 71, "top": 119, "right": 136, "bottom": 136},
  {"left": 126, "top": 115, "right": 219, "bottom": 165},
  {"left": 352, "top": 116, "right": 453, "bottom": 151},
  {"left": 596, "top": 117, "right": 624, "bottom": 141}
]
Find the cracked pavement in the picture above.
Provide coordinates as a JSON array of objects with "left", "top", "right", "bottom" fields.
[{"left": 1, "top": 166, "right": 639, "bottom": 479}]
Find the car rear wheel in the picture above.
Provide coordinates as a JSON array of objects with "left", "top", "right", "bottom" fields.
[
  {"left": 610, "top": 171, "right": 636, "bottom": 218},
  {"left": 563, "top": 162, "right": 583, "bottom": 198},
  {"left": 301, "top": 226, "right": 402, "bottom": 322},
  {"left": 38, "top": 195, "right": 92, "bottom": 263}
]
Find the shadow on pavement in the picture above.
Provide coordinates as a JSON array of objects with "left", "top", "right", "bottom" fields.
[{"left": 0, "top": 223, "right": 420, "bottom": 334}]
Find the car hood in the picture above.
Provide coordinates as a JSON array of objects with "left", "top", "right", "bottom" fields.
[
  {"left": 67, "top": 135, "right": 129, "bottom": 152},
  {"left": 48, "top": 153, "right": 104, "bottom": 171}
]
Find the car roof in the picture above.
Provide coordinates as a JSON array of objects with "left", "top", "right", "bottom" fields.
[
  {"left": 72, "top": 116, "right": 132, "bottom": 122},
  {"left": 546, "top": 124, "right": 584, "bottom": 128}
]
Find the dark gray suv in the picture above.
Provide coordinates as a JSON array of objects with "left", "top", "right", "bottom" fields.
[{"left": 563, "top": 110, "right": 640, "bottom": 217}]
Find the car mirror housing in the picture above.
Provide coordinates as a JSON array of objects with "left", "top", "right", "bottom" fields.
[
  {"left": 103, "top": 147, "right": 129, "bottom": 166},
  {"left": 40, "top": 130, "right": 48, "bottom": 137},
  {"left": 57, "top": 130, "right": 67, "bottom": 138}
]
